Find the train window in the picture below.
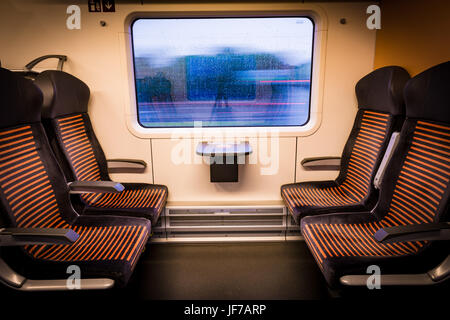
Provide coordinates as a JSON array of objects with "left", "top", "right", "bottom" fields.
[{"left": 131, "top": 17, "right": 314, "bottom": 128}]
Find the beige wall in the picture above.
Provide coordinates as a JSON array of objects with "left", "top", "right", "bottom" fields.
[
  {"left": 374, "top": 0, "right": 450, "bottom": 76},
  {"left": 0, "top": 1, "right": 377, "bottom": 205},
  {"left": 296, "top": 2, "right": 376, "bottom": 183}
]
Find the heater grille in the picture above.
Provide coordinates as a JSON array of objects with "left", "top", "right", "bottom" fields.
[{"left": 152, "top": 206, "right": 302, "bottom": 243}]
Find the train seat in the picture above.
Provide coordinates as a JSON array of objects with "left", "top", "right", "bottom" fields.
[
  {"left": 281, "top": 66, "right": 411, "bottom": 223},
  {"left": 0, "top": 68, "right": 150, "bottom": 288},
  {"left": 301, "top": 62, "right": 450, "bottom": 287},
  {"left": 34, "top": 71, "right": 168, "bottom": 225}
]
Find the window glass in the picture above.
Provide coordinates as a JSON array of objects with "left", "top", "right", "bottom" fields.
[{"left": 132, "top": 17, "right": 314, "bottom": 128}]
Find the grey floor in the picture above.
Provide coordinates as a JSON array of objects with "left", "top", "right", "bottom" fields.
[
  {"left": 1, "top": 242, "right": 447, "bottom": 303},
  {"left": 128, "top": 241, "right": 330, "bottom": 300}
]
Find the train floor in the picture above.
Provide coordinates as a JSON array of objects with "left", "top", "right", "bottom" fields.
[
  {"left": 1, "top": 241, "right": 447, "bottom": 303},
  {"left": 127, "top": 241, "right": 329, "bottom": 300}
]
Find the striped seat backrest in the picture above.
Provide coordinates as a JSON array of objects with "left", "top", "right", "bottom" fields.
[
  {"left": 54, "top": 113, "right": 104, "bottom": 182},
  {"left": 0, "top": 124, "right": 71, "bottom": 229},
  {"left": 336, "top": 109, "right": 392, "bottom": 202},
  {"left": 34, "top": 70, "right": 111, "bottom": 183},
  {"left": 379, "top": 120, "right": 450, "bottom": 226},
  {"left": 376, "top": 61, "right": 450, "bottom": 225},
  {"left": 332, "top": 66, "right": 410, "bottom": 203}
]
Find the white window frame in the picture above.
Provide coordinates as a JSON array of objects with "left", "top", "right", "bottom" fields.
[{"left": 120, "top": 5, "right": 328, "bottom": 139}]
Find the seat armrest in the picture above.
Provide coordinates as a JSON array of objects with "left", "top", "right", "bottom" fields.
[
  {"left": 301, "top": 157, "right": 341, "bottom": 171},
  {"left": 374, "top": 132, "right": 401, "bottom": 189},
  {"left": 0, "top": 228, "right": 79, "bottom": 246},
  {"left": 107, "top": 159, "right": 147, "bottom": 174},
  {"left": 68, "top": 181, "right": 124, "bottom": 194},
  {"left": 374, "top": 222, "right": 450, "bottom": 243}
]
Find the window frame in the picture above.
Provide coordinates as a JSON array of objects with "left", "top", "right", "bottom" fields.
[
  {"left": 130, "top": 15, "right": 315, "bottom": 129},
  {"left": 122, "top": 8, "right": 327, "bottom": 139}
]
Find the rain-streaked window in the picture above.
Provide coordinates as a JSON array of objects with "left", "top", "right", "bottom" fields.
[{"left": 131, "top": 17, "right": 314, "bottom": 128}]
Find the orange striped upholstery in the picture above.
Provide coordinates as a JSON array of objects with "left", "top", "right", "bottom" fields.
[
  {"left": 303, "top": 221, "right": 425, "bottom": 269},
  {"left": 0, "top": 126, "right": 70, "bottom": 230},
  {"left": 81, "top": 184, "right": 167, "bottom": 211},
  {"left": 0, "top": 125, "right": 149, "bottom": 267},
  {"left": 26, "top": 224, "right": 148, "bottom": 266},
  {"left": 56, "top": 114, "right": 102, "bottom": 181},
  {"left": 282, "top": 110, "right": 392, "bottom": 221},
  {"left": 55, "top": 113, "right": 167, "bottom": 222},
  {"left": 302, "top": 120, "right": 449, "bottom": 270}
]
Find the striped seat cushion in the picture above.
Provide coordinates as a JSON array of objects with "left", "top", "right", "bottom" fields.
[
  {"left": 282, "top": 110, "right": 392, "bottom": 221},
  {"left": 26, "top": 222, "right": 149, "bottom": 267},
  {"left": 302, "top": 219, "right": 426, "bottom": 269},
  {"left": 81, "top": 183, "right": 167, "bottom": 213},
  {"left": 301, "top": 120, "right": 449, "bottom": 283},
  {"left": 0, "top": 125, "right": 150, "bottom": 270},
  {"left": 55, "top": 113, "right": 167, "bottom": 222}
]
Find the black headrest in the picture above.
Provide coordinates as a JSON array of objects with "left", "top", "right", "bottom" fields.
[
  {"left": 0, "top": 67, "right": 43, "bottom": 129},
  {"left": 404, "top": 61, "right": 450, "bottom": 124},
  {"left": 34, "top": 70, "right": 90, "bottom": 119},
  {"left": 356, "top": 66, "right": 410, "bottom": 115}
]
